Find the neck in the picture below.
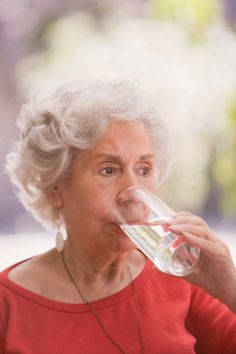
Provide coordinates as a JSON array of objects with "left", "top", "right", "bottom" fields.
[
  {"left": 59, "top": 240, "right": 146, "bottom": 302},
  {"left": 65, "top": 238, "right": 130, "bottom": 277},
  {"left": 60, "top": 247, "right": 145, "bottom": 354}
]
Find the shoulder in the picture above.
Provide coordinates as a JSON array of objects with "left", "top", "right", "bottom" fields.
[
  {"left": 186, "top": 285, "right": 236, "bottom": 352},
  {"left": 136, "top": 259, "right": 193, "bottom": 304},
  {"left": 7, "top": 249, "right": 61, "bottom": 295}
]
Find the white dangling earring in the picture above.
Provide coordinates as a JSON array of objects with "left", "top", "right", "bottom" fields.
[{"left": 55, "top": 215, "right": 64, "bottom": 252}]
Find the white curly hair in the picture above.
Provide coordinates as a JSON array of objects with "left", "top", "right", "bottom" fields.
[{"left": 6, "top": 79, "right": 174, "bottom": 229}]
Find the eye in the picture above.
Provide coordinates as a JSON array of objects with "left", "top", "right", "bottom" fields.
[
  {"left": 100, "top": 166, "right": 119, "bottom": 176},
  {"left": 138, "top": 166, "right": 152, "bottom": 177},
  {"left": 104, "top": 167, "right": 114, "bottom": 175}
]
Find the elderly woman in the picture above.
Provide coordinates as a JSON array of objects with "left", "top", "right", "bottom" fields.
[{"left": 0, "top": 79, "right": 236, "bottom": 354}]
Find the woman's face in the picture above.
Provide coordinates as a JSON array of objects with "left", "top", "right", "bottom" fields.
[{"left": 57, "top": 121, "right": 157, "bottom": 252}]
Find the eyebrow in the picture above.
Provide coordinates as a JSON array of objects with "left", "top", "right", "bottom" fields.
[{"left": 92, "top": 153, "right": 155, "bottom": 162}]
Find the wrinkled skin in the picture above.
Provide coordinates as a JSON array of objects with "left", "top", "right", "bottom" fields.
[{"left": 168, "top": 212, "right": 236, "bottom": 313}]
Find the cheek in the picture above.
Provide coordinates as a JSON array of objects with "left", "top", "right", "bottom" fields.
[
  {"left": 141, "top": 180, "right": 157, "bottom": 195},
  {"left": 92, "top": 195, "right": 115, "bottom": 220},
  {"left": 75, "top": 189, "right": 115, "bottom": 221}
]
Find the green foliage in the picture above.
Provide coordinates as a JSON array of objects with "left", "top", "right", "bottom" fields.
[
  {"left": 228, "top": 97, "right": 236, "bottom": 124},
  {"left": 212, "top": 150, "right": 236, "bottom": 216},
  {"left": 151, "top": 0, "right": 219, "bottom": 27},
  {"left": 213, "top": 152, "right": 235, "bottom": 186},
  {"left": 212, "top": 98, "right": 236, "bottom": 215}
]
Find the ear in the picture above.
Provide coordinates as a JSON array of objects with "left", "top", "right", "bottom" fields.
[{"left": 46, "top": 185, "right": 64, "bottom": 209}]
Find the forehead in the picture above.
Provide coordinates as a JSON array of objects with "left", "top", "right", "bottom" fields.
[
  {"left": 93, "top": 121, "right": 152, "bottom": 157},
  {"left": 94, "top": 120, "right": 152, "bottom": 152},
  {"left": 73, "top": 121, "right": 154, "bottom": 167}
]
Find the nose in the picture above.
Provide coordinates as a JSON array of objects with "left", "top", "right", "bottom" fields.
[
  {"left": 118, "top": 169, "right": 140, "bottom": 193},
  {"left": 115, "top": 169, "right": 141, "bottom": 210},
  {"left": 117, "top": 187, "right": 140, "bottom": 206},
  {"left": 114, "top": 186, "right": 149, "bottom": 224}
]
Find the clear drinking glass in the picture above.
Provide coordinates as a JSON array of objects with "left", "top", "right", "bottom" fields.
[{"left": 112, "top": 186, "right": 200, "bottom": 276}]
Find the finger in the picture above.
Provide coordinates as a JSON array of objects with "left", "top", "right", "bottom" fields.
[
  {"left": 181, "top": 232, "right": 225, "bottom": 258},
  {"left": 169, "top": 224, "right": 214, "bottom": 240},
  {"left": 181, "top": 231, "right": 210, "bottom": 247},
  {"left": 168, "top": 214, "right": 207, "bottom": 227},
  {"left": 171, "top": 211, "right": 192, "bottom": 218},
  {"left": 182, "top": 232, "right": 231, "bottom": 262}
]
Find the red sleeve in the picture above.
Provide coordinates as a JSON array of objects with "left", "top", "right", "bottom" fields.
[
  {"left": 186, "top": 286, "right": 236, "bottom": 354},
  {"left": 0, "top": 312, "right": 4, "bottom": 354},
  {"left": 0, "top": 284, "right": 6, "bottom": 354}
]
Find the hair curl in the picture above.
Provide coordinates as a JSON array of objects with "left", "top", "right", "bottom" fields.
[{"left": 6, "top": 79, "right": 174, "bottom": 229}]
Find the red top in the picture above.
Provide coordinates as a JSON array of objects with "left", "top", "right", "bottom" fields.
[{"left": 0, "top": 259, "right": 236, "bottom": 354}]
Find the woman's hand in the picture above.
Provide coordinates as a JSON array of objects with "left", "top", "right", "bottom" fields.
[{"left": 168, "top": 212, "right": 236, "bottom": 313}]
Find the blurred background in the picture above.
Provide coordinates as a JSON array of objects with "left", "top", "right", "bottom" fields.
[{"left": 0, "top": 0, "right": 236, "bottom": 269}]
